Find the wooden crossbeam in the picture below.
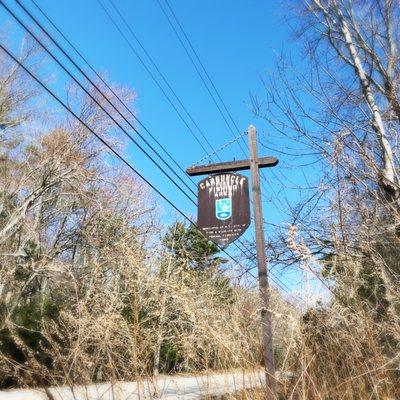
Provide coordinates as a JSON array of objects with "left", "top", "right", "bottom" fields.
[{"left": 186, "top": 156, "right": 278, "bottom": 176}]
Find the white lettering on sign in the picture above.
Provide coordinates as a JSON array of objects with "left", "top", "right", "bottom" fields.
[{"left": 199, "top": 173, "right": 246, "bottom": 199}]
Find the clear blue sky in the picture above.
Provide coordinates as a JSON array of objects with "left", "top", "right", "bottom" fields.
[{"left": 1, "top": 0, "right": 326, "bottom": 303}]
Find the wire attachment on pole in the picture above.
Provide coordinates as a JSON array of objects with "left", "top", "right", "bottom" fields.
[{"left": 194, "top": 131, "right": 247, "bottom": 166}]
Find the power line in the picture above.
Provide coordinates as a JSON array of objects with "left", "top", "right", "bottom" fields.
[
  {"left": 95, "top": 0, "right": 213, "bottom": 157},
  {"left": 105, "top": 0, "right": 217, "bottom": 159},
  {"left": 13, "top": 3, "right": 298, "bottom": 294},
  {"left": 15, "top": 0, "right": 196, "bottom": 201},
  {"left": 155, "top": 1, "right": 258, "bottom": 179},
  {"left": 97, "top": 3, "right": 269, "bottom": 268},
  {"left": 91, "top": 0, "right": 266, "bottom": 270},
  {"left": 6, "top": 0, "right": 198, "bottom": 205},
  {"left": 9, "top": 0, "right": 305, "bottom": 301},
  {"left": 94, "top": 1, "right": 309, "bottom": 303},
  {"left": 102, "top": 1, "right": 328, "bottom": 305},
  {"left": 16, "top": 0, "right": 256, "bottom": 270},
  {"left": 0, "top": 43, "right": 193, "bottom": 226},
  {"left": 11, "top": 0, "right": 263, "bottom": 272},
  {"left": 27, "top": 0, "right": 197, "bottom": 188},
  {"left": 162, "top": 0, "right": 247, "bottom": 150},
  {"left": 0, "top": 42, "right": 248, "bottom": 277},
  {"left": 96, "top": 0, "right": 258, "bottom": 227},
  {"left": 6, "top": 3, "right": 301, "bottom": 306},
  {"left": 156, "top": 0, "right": 248, "bottom": 156},
  {"left": 0, "top": 41, "right": 300, "bottom": 301},
  {"left": 31, "top": 0, "right": 254, "bottom": 194},
  {"left": 158, "top": 0, "right": 277, "bottom": 220},
  {"left": 29, "top": 0, "right": 254, "bottom": 260},
  {"left": 158, "top": 2, "right": 299, "bottom": 292}
]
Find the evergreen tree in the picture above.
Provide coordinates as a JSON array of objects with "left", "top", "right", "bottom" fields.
[{"left": 162, "top": 222, "right": 227, "bottom": 271}]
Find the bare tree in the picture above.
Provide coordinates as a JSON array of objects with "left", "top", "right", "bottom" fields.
[
  {"left": 304, "top": 0, "right": 400, "bottom": 201},
  {"left": 251, "top": 1, "right": 400, "bottom": 397}
]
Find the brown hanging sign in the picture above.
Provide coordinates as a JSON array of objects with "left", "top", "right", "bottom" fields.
[{"left": 197, "top": 173, "right": 250, "bottom": 247}]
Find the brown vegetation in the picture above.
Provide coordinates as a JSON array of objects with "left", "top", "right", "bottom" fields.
[{"left": 1, "top": 1, "right": 400, "bottom": 399}]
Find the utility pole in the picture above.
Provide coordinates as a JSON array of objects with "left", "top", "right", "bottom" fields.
[{"left": 187, "top": 125, "right": 278, "bottom": 399}]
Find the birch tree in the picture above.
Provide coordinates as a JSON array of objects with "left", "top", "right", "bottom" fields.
[
  {"left": 250, "top": 5, "right": 400, "bottom": 396},
  {"left": 305, "top": 0, "right": 400, "bottom": 200}
]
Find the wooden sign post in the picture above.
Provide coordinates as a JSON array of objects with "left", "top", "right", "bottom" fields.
[{"left": 187, "top": 125, "right": 278, "bottom": 399}]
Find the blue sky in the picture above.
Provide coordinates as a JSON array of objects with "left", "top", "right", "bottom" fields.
[{"left": 0, "top": 0, "right": 327, "bottom": 303}]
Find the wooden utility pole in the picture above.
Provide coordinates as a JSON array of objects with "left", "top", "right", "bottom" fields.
[
  {"left": 186, "top": 125, "right": 278, "bottom": 399},
  {"left": 248, "top": 125, "right": 277, "bottom": 398}
]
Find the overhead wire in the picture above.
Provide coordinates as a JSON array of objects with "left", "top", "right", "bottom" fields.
[
  {"left": 0, "top": 1, "right": 253, "bottom": 283},
  {"left": 162, "top": 0, "right": 248, "bottom": 151},
  {"left": 28, "top": 0, "right": 197, "bottom": 187},
  {"left": 24, "top": 0, "right": 258, "bottom": 269},
  {"left": 155, "top": 0, "right": 247, "bottom": 155},
  {"left": 119, "top": 1, "right": 330, "bottom": 306},
  {"left": 0, "top": 42, "right": 249, "bottom": 278},
  {"left": 8, "top": 0, "right": 307, "bottom": 301},
  {"left": 0, "top": 41, "right": 301, "bottom": 301},
  {"left": 105, "top": 0, "right": 217, "bottom": 159},
  {"left": 95, "top": 0, "right": 213, "bottom": 157},
  {"left": 0, "top": 44, "right": 194, "bottom": 227},
  {"left": 91, "top": 0, "right": 264, "bottom": 267},
  {"left": 155, "top": 1, "right": 271, "bottom": 203},
  {"left": 99, "top": 0, "right": 308, "bottom": 302},
  {"left": 157, "top": 0, "right": 278, "bottom": 212},
  {"left": 156, "top": 0, "right": 333, "bottom": 303},
  {"left": 20, "top": 0, "right": 261, "bottom": 283},
  {"left": 5, "top": 0, "right": 198, "bottom": 205},
  {"left": 6, "top": 1, "right": 274, "bottom": 280}
]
